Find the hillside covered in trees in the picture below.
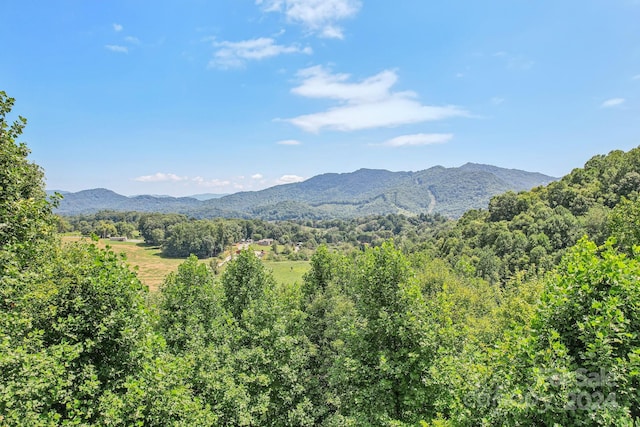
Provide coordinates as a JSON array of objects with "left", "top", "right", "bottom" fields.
[
  {"left": 53, "top": 164, "right": 555, "bottom": 220},
  {"left": 2, "top": 91, "right": 640, "bottom": 425}
]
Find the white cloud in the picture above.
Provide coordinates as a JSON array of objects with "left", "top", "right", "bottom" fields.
[
  {"left": 105, "top": 44, "right": 128, "bottom": 53},
  {"left": 380, "top": 133, "right": 453, "bottom": 147},
  {"left": 195, "top": 178, "right": 232, "bottom": 188},
  {"left": 292, "top": 65, "right": 397, "bottom": 103},
  {"left": 113, "top": 23, "right": 123, "bottom": 32},
  {"left": 277, "top": 174, "right": 305, "bottom": 184},
  {"left": 277, "top": 139, "right": 302, "bottom": 145},
  {"left": 208, "top": 37, "right": 312, "bottom": 69},
  {"left": 133, "top": 173, "right": 275, "bottom": 194},
  {"left": 124, "top": 36, "right": 140, "bottom": 45},
  {"left": 601, "top": 98, "right": 625, "bottom": 108},
  {"left": 283, "top": 66, "right": 468, "bottom": 132},
  {"left": 257, "top": 0, "right": 361, "bottom": 39},
  {"left": 633, "top": 74, "right": 640, "bottom": 80},
  {"left": 134, "top": 173, "right": 187, "bottom": 182}
]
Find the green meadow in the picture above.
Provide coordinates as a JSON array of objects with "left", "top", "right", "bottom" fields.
[{"left": 61, "top": 236, "right": 309, "bottom": 291}]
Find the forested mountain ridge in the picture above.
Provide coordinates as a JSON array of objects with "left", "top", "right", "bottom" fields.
[
  {"left": 54, "top": 164, "right": 556, "bottom": 219},
  {"left": 436, "top": 146, "right": 640, "bottom": 284},
  {"left": 52, "top": 188, "right": 202, "bottom": 215}
]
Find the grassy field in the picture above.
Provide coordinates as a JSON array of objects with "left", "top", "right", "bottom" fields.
[
  {"left": 265, "top": 261, "right": 310, "bottom": 285},
  {"left": 61, "top": 236, "right": 310, "bottom": 291}
]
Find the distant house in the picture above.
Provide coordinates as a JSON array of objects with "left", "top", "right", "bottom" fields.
[
  {"left": 257, "top": 238, "right": 274, "bottom": 246},
  {"left": 109, "top": 237, "right": 127, "bottom": 242}
]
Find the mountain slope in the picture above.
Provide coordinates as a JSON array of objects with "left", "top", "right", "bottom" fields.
[
  {"left": 55, "top": 189, "right": 202, "bottom": 215},
  {"left": 54, "top": 164, "right": 556, "bottom": 219}
]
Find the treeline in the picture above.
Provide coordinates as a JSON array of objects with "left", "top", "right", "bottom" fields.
[
  {"left": 56, "top": 210, "right": 141, "bottom": 238},
  {"left": 61, "top": 209, "right": 448, "bottom": 259},
  {"left": 2, "top": 91, "right": 639, "bottom": 425},
  {"left": 435, "top": 148, "right": 640, "bottom": 284}
]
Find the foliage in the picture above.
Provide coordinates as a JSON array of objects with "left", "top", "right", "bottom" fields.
[
  {"left": 0, "top": 91, "right": 56, "bottom": 266},
  {"left": 442, "top": 238, "right": 640, "bottom": 426},
  {"left": 0, "top": 242, "right": 155, "bottom": 424},
  {"left": 437, "top": 147, "right": 640, "bottom": 284},
  {"left": 138, "top": 212, "right": 188, "bottom": 246},
  {"left": 608, "top": 197, "right": 640, "bottom": 254},
  {"left": 158, "top": 255, "right": 220, "bottom": 351},
  {"left": 221, "top": 250, "right": 273, "bottom": 322}
]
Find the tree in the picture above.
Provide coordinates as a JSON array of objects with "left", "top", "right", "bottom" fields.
[
  {"left": 0, "top": 91, "right": 56, "bottom": 264},
  {"left": 300, "top": 245, "right": 346, "bottom": 422},
  {"left": 0, "top": 242, "right": 156, "bottom": 424},
  {"left": 329, "top": 241, "right": 438, "bottom": 424},
  {"left": 221, "top": 250, "right": 272, "bottom": 322},
  {"left": 158, "top": 255, "right": 220, "bottom": 352},
  {"left": 608, "top": 197, "right": 640, "bottom": 254}
]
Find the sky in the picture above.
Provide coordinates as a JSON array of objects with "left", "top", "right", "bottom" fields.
[{"left": 2, "top": 0, "right": 639, "bottom": 196}]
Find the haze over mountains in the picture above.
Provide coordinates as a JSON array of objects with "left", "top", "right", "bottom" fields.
[{"left": 52, "top": 163, "right": 556, "bottom": 220}]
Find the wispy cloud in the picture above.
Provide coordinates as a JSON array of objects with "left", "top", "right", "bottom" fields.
[
  {"left": 601, "top": 98, "right": 625, "bottom": 108},
  {"left": 380, "top": 133, "right": 453, "bottom": 147},
  {"left": 208, "top": 37, "right": 312, "bottom": 69},
  {"left": 491, "top": 97, "right": 505, "bottom": 105},
  {"left": 283, "top": 65, "right": 468, "bottom": 132},
  {"left": 277, "top": 139, "right": 302, "bottom": 145},
  {"left": 277, "top": 174, "right": 305, "bottom": 184},
  {"left": 192, "top": 177, "right": 232, "bottom": 187},
  {"left": 113, "top": 23, "right": 123, "bottom": 32},
  {"left": 256, "top": 0, "right": 361, "bottom": 39},
  {"left": 124, "top": 36, "right": 140, "bottom": 45},
  {"left": 105, "top": 44, "right": 128, "bottom": 53},
  {"left": 134, "top": 173, "right": 256, "bottom": 190},
  {"left": 633, "top": 74, "right": 640, "bottom": 80},
  {"left": 131, "top": 172, "right": 311, "bottom": 193},
  {"left": 134, "top": 173, "right": 187, "bottom": 182}
]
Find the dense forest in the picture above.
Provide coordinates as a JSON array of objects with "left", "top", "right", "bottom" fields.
[{"left": 2, "top": 90, "right": 639, "bottom": 425}]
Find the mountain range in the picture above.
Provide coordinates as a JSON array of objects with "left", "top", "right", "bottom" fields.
[{"left": 51, "top": 163, "right": 557, "bottom": 220}]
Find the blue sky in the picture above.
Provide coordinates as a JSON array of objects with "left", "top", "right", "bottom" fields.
[{"left": 2, "top": 0, "right": 639, "bottom": 196}]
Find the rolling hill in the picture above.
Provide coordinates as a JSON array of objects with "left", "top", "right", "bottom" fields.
[{"left": 53, "top": 163, "right": 556, "bottom": 219}]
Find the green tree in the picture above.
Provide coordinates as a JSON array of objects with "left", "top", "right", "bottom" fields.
[
  {"left": 221, "top": 250, "right": 272, "bottom": 322},
  {"left": 0, "top": 91, "right": 56, "bottom": 265},
  {"left": 158, "top": 255, "right": 220, "bottom": 352},
  {"left": 329, "top": 241, "right": 438, "bottom": 424},
  {"left": 300, "top": 245, "right": 350, "bottom": 423},
  {"left": 608, "top": 197, "right": 640, "bottom": 254},
  {"left": 0, "top": 242, "right": 156, "bottom": 424}
]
